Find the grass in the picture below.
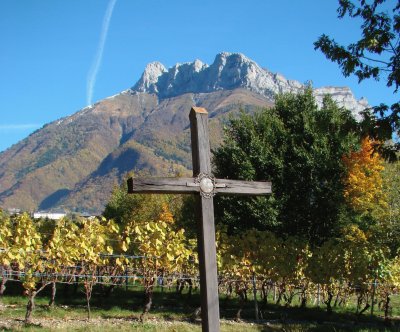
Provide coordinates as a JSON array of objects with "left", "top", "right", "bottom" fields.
[{"left": 1, "top": 281, "right": 400, "bottom": 331}]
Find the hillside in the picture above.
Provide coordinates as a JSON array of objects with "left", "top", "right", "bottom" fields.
[{"left": 0, "top": 53, "right": 368, "bottom": 214}]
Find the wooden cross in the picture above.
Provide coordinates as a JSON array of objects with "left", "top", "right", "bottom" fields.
[{"left": 127, "top": 107, "right": 271, "bottom": 332}]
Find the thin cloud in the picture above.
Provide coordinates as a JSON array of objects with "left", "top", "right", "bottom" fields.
[
  {"left": 0, "top": 124, "right": 41, "bottom": 131},
  {"left": 86, "top": 0, "right": 118, "bottom": 106}
]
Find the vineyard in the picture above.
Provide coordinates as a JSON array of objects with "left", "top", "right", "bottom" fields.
[
  {"left": 1, "top": 91, "right": 400, "bottom": 331},
  {"left": 1, "top": 210, "right": 400, "bottom": 330}
]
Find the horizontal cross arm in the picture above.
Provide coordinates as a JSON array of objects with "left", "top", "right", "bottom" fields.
[
  {"left": 128, "top": 177, "right": 272, "bottom": 196},
  {"left": 127, "top": 177, "right": 199, "bottom": 194},
  {"left": 214, "top": 179, "right": 271, "bottom": 196}
]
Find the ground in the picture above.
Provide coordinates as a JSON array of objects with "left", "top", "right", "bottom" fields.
[{"left": 0, "top": 283, "right": 399, "bottom": 331}]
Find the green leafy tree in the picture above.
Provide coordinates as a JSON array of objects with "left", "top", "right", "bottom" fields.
[
  {"left": 213, "top": 88, "right": 359, "bottom": 243},
  {"left": 314, "top": 0, "right": 400, "bottom": 156},
  {"left": 379, "top": 159, "right": 400, "bottom": 255},
  {"left": 103, "top": 173, "right": 182, "bottom": 225},
  {"left": 383, "top": 159, "right": 400, "bottom": 224}
]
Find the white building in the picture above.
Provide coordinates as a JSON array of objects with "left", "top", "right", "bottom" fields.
[{"left": 32, "top": 212, "right": 66, "bottom": 220}]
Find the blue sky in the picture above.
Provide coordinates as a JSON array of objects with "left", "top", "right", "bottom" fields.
[{"left": 1, "top": 0, "right": 398, "bottom": 152}]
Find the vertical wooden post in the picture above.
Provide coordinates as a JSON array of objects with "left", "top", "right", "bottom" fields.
[
  {"left": 273, "top": 283, "right": 276, "bottom": 302},
  {"left": 371, "top": 278, "right": 377, "bottom": 316},
  {"left": 190, "top": 107, "right": 220, "bottom": 332},
  {"left": 125, "top": 266, "right": 129, "bottom": 291},
  {"left": 252, "top": 272, "right": 259, "bottom": 322}
]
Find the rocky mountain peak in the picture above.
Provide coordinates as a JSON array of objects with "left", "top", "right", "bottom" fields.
[
  {"left": 133, "top": 61, "right": 167, "bottom": 94},
  {"left": 132, "top": 52, "right": 368, "bottom": 119},
  {"left": 131, "top": 52, "right": 301, "bottom": 99}
]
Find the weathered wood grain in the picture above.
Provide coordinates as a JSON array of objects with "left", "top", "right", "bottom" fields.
[
  {"left": 189, "top": 107, "right": 220, "bottom": 332},
  {"left": 128, "top": 177, "right": 271, "bottom": 196},
  {"left": 127, "top": 177, "right": 199, "bottom": 194},
  {"left": 215, "top": 179, "right": 271, "bottom": 195}
]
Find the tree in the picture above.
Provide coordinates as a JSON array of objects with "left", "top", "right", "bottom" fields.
[
  {"left": 383, "top": 158, "right": 400, "bottom": 224},
  {"left": 379, "top": 159, "right": 400, "bottom": 255},
  {"left": 74, "top": 216, "right": 118, "bottom": 320},
  {"left": 213, "top": 88, "right": 359, "bottom": 244},
  {"left": 342, "top": 136, "right": 388, "bottom": 223},
  {"left": 0, "top": 210, "right": 12, "bottom": 303},
  {"left": 1, "top": 213, "right": 44, "bottom": 323},
  {"left": 119, "top": 203, "right": 191, "bottom": 321},
  {"left": 103, "top": 173, "right": 183, "bottom": 225},
  {"left": 314, "top": 0, "right": 400, "bottom": 157}
]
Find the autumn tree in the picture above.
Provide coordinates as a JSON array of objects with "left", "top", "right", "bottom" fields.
[
  {"left": 0, "top": 210, "right": 12, "bottom": 303},
  {"left": 103, "top": 174, "right": 183, "bottom": 226},
  {"left": 342, "top": 136, "right": 388, "bottom": 225},
  {"left": 119, "top": 204, "right": 191, "bottom": 321},
  {"left": 74, "top": 217, "right": 119, "bottom": 320},
  {"left": 0, "top": 213, "right": 43, "bottom": 323}
]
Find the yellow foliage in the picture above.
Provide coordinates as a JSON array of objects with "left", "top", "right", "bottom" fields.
[
  {"left": 122, "top": 203, "right": 192, "bottom": 279},
  {"left": 342, "top": 137, "right": 387, "bottom": 217}
]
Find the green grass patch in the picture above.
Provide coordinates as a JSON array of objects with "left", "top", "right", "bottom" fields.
[{"left": 1, "top": 281, "right": 400, "bottom": 331}]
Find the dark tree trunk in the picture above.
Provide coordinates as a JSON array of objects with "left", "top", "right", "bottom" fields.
[
  {"left": 84, "top": 280, "right": 94, "bottom": 321},
  {"left": 300, "top": 290, "right": 307, "bottom": 308},
  {"left": 24, "top": 282, "right": 49, "bottom": 324},
  {"left": 178, "top": 280, "right": 185, "bottom": 294},
  {"left": 276, "top": 284, "right": 285, "bottom": 305},
  {"left": 227, "top": 282, "right": 233, "bottom": 298},
  {"left": 49, "top": 282, "right": 56, "bottom": 307},
  {"left": 235, "top": 289, "right": 246, "bottom": 321},
  {"left": 384, "top": 294, "right": 391, "bottom": 323},
  {"left": 190, "top": 307, "right": 201, "bottom": 322},
  {"left": 140, "top": 286, "right": 154, "bottom": 322},
  {"left": 0, "top": 276, "right": 7, "bottom": 297},
  {"left": 25, "top": 292, "right": 36, "bottom": 324},
  {"left": 325, "top": 290, "right": 334, "bottom": 315},
  {"left": 261, "top": 281, "right": 269, "bottom": 305},
  {"left": 187, "top": 278, "right": 193, "bottom": 298},
  {"left": 359, "top": 303, "right": 370, "bottom": 316}
]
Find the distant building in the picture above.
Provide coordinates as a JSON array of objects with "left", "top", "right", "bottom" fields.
[
  {"left": 6, "top": 208, "right": 22, "bottom": 215},
  {"left": 79, "top": 212, "right": 97, "bottom": 220},
  {"left": 32, "top": 212, "right": 66, "bottom": 220}
]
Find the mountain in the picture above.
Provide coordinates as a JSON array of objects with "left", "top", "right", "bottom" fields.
[
  {"left": 0, "top": 52, "right": 368, "bottom": 214},
  {"left": 133, "top": 52, "right": 368, "bottom": 118}
]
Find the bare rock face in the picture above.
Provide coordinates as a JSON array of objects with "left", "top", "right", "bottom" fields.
[
  {"left": 314, "top": 87, "right": 369, "bottom": 120},
  {"left": 132, "top": 52, "right": 368, "bottom": 119},
  {"left": 133, "top": 62, "right": 167, "bottom": 94}
]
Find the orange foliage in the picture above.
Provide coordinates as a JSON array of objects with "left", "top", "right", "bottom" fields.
[{"left": 342, "top": 137, "right": 387, "bottom": 214}]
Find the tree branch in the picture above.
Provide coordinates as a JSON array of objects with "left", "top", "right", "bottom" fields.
[{"left": 359, "top": 55, "right": 390, "bottom": 66}]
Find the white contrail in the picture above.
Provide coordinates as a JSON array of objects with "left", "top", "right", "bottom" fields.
[{"left": 86, "top": 0, "right": 117, "bottom": 106}]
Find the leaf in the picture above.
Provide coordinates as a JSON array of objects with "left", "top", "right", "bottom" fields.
[{"left": 121, "top": 241, "right": 128, "bottom": 252}]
